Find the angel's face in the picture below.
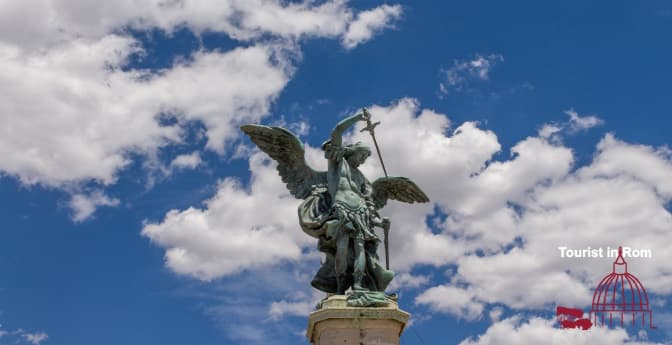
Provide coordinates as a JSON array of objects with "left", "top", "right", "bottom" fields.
[{"left": 348, "top": 148, "right": 370, "bottom": 167}]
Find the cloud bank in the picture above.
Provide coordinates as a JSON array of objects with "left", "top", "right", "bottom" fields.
[
  {"left": 143, "top": 99, "right": 672, "bottom": 343},
  {"left": 0, "top": 0, "right": 403, "bottom": 220}
]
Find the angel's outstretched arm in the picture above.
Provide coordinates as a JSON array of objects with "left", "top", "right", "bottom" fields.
[{"left": 330, "top": 111, "right": 365, "bottom": 147}]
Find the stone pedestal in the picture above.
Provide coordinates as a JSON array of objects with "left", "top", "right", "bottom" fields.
[{"left": 306, "top": 295, "right": 410, "bottom": 345}]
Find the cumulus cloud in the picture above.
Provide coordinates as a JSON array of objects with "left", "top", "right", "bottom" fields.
[
  {"left": 418, "top": 133, "right": 672, "bottom": 318},
  {"left": 68, "top": 190, "right": 120, "bottom": 222},
  {"left": 538, "top": 124, "right": 563, "bottom": 140},
  {"left": 386, "top": 272, "right": 430, "bottom": 291},
  {"left": 539, "top": 108, "right": 605, "bottom": 143},
  {"left": 269, "top": 299, "right": 315, "bottom": 320},
  {"left": 459, "top": 316, "right": 660, "bottom": 345},
  {"left": 144, "top": 99, "right": 487, "bottom": 279},
  {"left": 0, "top": 40, "right": 289, "bottom": 187},
  {"left": 415, "top": 285, "right": 484, "bottom": 321},
  {"left": 489, "top": 306, "right": 504, "bottom": 322},
  {"left": 354, "top": 101, "right": 670, "bottom": 322},
  {"left": 268, "top": 289, "right": 325, "bottom": 320},
  {"left": 566, "top": 109, "right": 604, "bottom": 133},
  {"left": 580, "top": 134, "right": 672, "bottom": 198},
  {"left": 346, "top": 99, "right": 573, "bottom": 267},
  {"left": 144, "top": 99, "right": 571, "bottom": 278},
  {"left": 144, "top": 98, "right": 672, "bottom": 331},
  {"left": 0, "top": 324, "right": 48, "bottom": 345},
  {"left": 22, "top": 332, "right": 48, "bottom": 345},
  {"left": 0, "top": 0, "right": 401, "bottom": 220},
  {"left": 141, "top": 148, "right": 326, "bottom": 280},
  {"left": 0, "top": 1, "right": 402, "bottom": 51},
  {"left": 341, "top": 4, "right": 402, "bottom": 49},
  {"left": 439, "top": 54, "right": 504, "bottom": 95},
  {"left": 170, "top": 152, "right": 202, "bottom": 170}
]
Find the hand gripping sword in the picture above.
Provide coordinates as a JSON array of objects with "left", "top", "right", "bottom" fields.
[{"left": 359, "top": 108, "right": 391, "bottom": 269}]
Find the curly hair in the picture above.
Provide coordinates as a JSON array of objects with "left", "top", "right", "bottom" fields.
[{"left": 342, "top": 141, "right": 371, "bottom": 158}]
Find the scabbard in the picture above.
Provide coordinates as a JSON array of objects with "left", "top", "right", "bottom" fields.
[{"left": 384, "top": 227, "right": 390, "bottom": 270}]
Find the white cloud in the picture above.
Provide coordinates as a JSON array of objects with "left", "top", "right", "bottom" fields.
[
  {"left": 144, "top": 99, "right": 476, "bottom": 279},
  {"left": 453, "top": 249, "right": 592, "bottom": 310},
  {"left": 539, "top": 109, "right": 605, "bottom": 143},
  {"left": 459, "top": 316, "right": 660, "bottom": 345},
  {"left": 141, "top": 149, "right": 326, "bottom": 280},
  {"left": 440, "top": 54, "right": 504, "bottom": 95},
  {"left": 143, "top": 98, "right": 569, "bottom": 282},
  {"left": 0, "top": 1, "right": 402, "bottom": 51},
  {"left": 0, "top": 37, "right": 290, "bottom": 224},
  {"left": 269, "top": 300, "right": 315, "bottom": 320},
  {"left": 579, "top": 134, "right": 672, "bottom": 198},
  {"left": 268, "top": 290, "right": 324, "bottom": 320},
  {"left": 348, "top": 101, "right": 672, "bottom": 320},
  {"left": 22, "top": 332, "right": 48, "bottom": 345},
  {"left": 139, "top": 99, "right": 577, "bottom": 277},
  {"left": 144, "top": 98, "right": 672, "bottom": 329},
  {"left": 539, "top": 124, "right": 562, "bottom": 140},
  {"left": 68, "top": 190, "right": 120, "bottom": 222},
  {"left": 489, "top": 307, "right": 504, "bottom": 322},
  {"left": 566, "top": 109, "right": 604, "bottom": 132},
  {"left": 0, "top": 324, "right": 48, "bottom": 345},
  {"left": 287, "top": 121, "right": 311, "bottom": 137},
  {"left": 193, "top": 263, "right": 320, "bottom": 344},
  {"left": 170, "top": 152, "right": 202, "bottom": 170},
  {"left": 419, "top": 133, "right": 672, "bottom": 315},
  {"left": 415, "top": 285, "right": 484, "bottom": 320},
  {"left": 386, "top": 272, "right": 430, "bottom": 291},
  {"left": 0, "top": 36, "right": 289, "bottom": 186},
  {"left": 341, "top": 4, "right": 402, "bottom": 49},
  {"left": 0, "top": 1, "right": 402, "bottom": 220},
  {"left": 346, "top": 99, "right": 573, "bottom": 265}
]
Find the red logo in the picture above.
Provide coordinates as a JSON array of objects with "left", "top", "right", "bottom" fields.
[
  {"left": 558, "top": 246, "right": 656, "bottom": 330},
  {"left": 557, "top": 306, "right": 592, "bottom": 330},
  {"left": 590, "top": 246, "right": 656, "bottom": 329}
]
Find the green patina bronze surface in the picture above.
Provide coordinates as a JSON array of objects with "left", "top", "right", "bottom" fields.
[{"left": 241, "top": 110, "right": 429, "bottom": 307}]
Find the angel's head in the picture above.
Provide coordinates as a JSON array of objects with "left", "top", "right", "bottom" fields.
[{"left": 344, "top": 141, "right": 371, "bottom": 167}]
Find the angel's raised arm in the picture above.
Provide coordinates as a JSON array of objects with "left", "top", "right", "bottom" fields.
[{"left": 330, "top": 111, "right": 366, "bottom": 147}]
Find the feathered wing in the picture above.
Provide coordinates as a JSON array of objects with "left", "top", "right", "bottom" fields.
[
  {"left": 241, "top": 124, "right": 327, "bottom": 199},
  {"left": 371, "top": 177, "right": 430, "bottom": 209}
]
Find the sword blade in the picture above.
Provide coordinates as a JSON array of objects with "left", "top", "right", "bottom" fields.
[
  {"left": 361, "top": 108, "right": 388, "bottom": 179},
  {"left": 370, "top": 131, "right": 389, "bottom": 179}
]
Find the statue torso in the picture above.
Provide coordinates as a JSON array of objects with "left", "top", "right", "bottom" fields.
[{"left": 328, "top": 158, "right": 368, "bottom": 209}]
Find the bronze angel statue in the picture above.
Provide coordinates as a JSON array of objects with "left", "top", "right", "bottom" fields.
[{"left": 241, "top": 109, "right": 428, "bottom": 306}]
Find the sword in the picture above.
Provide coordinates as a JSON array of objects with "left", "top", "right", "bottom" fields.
[
  {"left": 360, "top": 108, "right": 389, "bottom": 179},
  {"left": 359, "top": 108, "right": 391, "bottom": 269}
]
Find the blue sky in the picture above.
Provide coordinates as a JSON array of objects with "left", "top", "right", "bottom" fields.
[{"left": 1, "top": 1, "right": 672, "bottom": 344}]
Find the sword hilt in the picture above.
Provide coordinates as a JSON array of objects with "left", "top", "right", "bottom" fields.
[
  {"left": 358, "top": 108, "right": 389, "bottom": 179},
  {"left": 359, "top": 108, "right": 376, "bottom": 131},
  {"left": 360, "top": 120, "right": 380, "bottom": 134}
]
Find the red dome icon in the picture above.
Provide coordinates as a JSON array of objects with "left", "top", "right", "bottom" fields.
[{"left": 590, "top": 246, "right": 655, "bottom": 328}]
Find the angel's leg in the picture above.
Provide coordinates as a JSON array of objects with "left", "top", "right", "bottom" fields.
[
  {"left": 352, "top": 238, "right": 366, "bottom": 290},
  {"left": 333, "top": 223, "right": 350, "bottom": 294}
]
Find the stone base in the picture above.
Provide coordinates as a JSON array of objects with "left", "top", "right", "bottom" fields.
[{"left": 306, "top": 295, "right": 410, "bottom": 345}]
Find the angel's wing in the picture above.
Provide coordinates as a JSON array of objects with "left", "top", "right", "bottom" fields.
[
  {"left": 241, "top": 124, "right": 327, "bottom": 199},
  {"left": 371, "top": 177, "right": 430, "bottom": 209}
]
